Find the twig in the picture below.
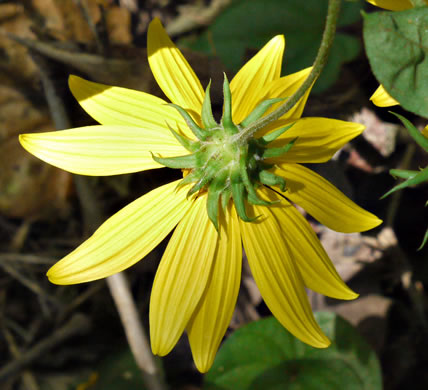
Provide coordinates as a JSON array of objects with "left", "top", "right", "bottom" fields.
[
  {"left": 0, "top": 253, "right": 55, "bottom": 265},
  {"left": 383, "top": 142, "right": 427, "bottom": 329},
  {"left": 72, "top": 175, "right": 105, "bottom": 236},
  {"left": 0, "top": 314, "right": 91, "bottom": 381},
  {"left": 0, "top": 262, "right": 60, "bottom": 307},
  {"left": 385, "top": 143, "right": 416, "bottom": 227},
  {"left": 32, "top": 43, "right": 168, "bottom": 390},
  {"left": 237, "top": 0, "right": 342, "bottom": 143},
  {"left": 32, "top": 51, "right": 103, "bottom": 235},
  {"left": 2, "top": 328, "right": 40, "bottom": 390},
  {"left": 74, "top": 0, "right": 106, "bottom": 55},
  {"left": 107, "top": 273, "right": 167, "bottom": 390},
  {"left": 57, "top": 281, "right": 105, "bottom": 324},
  {"left": 31, "top": 53, "right": 71, "bottom": 130},
  {"left": 166, "top": 0, "right": 233, "bottom": 37},
  {"left": 10, "top": 219, "right": 32, "bottom": 251},
  {"left": 5, "top": 32, "right": 135, "bottom": 82}
]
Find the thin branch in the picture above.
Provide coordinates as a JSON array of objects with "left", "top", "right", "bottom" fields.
[
  {"left": 0, "top": 262, "right": 60, "bottom": 307},
  {"left": 107, "top": 273, "right": 167, "bottom": 390},
  {"left": 74, "top": 0, "right": 106, "bottom": 55},
  {"left": 0, "top": 314, "right": 91, "bottom": 381},
  {"left": 31, "top": 48, "right": 168, "bottom": 390},
  {"left": 385, "top": 143, "right": 416, "bottom": 227},
  {"left": 237, "top": 0, "right": 342, "bottom": 143},
  {"left": 0, "top": 253, "right": 55, "bottom": 265},
  {"left": 166, "top": 0, "right": 233, "bottom": 37},
  {"left": 2, "top": 328, "right": 40, "bottom": 390}
]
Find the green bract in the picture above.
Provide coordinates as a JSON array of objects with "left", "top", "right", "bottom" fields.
[{"left": 152, "top": 76, "right": 296, "bottom": 230}]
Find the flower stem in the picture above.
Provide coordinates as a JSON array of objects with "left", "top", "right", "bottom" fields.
[
  {"left": 107, "top": 273, "right": 168, "bottom": 390},
  {"left": 237, "top": 0, "right": 342, "bottom": 143}
]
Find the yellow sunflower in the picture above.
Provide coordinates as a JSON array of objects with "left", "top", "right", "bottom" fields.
[{"left": 20, "top": 18, "right": 381, "bottom": 372}]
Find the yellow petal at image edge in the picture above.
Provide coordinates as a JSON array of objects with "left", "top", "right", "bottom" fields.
[
  {"left": 187, "top": 206, "right": 242, "bottom": 373},
  {"left": 267, "top": 117, "right": 364, "bottom": 164},
  {"left": 47, "top": 180, "right": 193, "bottom": 284},
  {"left": 370, "top": 85, "right": 399, "bottom": 107},
  {"left": 150, "top": 194, "right": 219, "bottom": 356},
  {"left": 366, "top": 0, "right": 415, "bottom": 11},
  {"left": 274, "top": 164, "right": 382, "bottom": 233},
  {"left": 230, "top": 35, "right": 285, "bottom": 124},
  {"left": 19, "top": 126, "right": 187, "bottom": 176},
  {"left": 68, "top": 76, "right": 194, "bottom": 139},
  {"left": 240, "top": 204, "right": 330, "bottom": 348},
  {"left": 148, "top": 18, "right": 204, "bottom": 116},
  {"left": 261, "top": 188, "right": 357, "bottom": 300}
]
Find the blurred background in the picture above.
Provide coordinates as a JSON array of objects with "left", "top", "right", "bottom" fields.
[{"left": 0, "top": 0, "right": 427, "bottom": 389}]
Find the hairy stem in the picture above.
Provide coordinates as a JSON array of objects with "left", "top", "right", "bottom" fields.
[{"left": 237, "top": 0, "right": 342, "bottom": 143}]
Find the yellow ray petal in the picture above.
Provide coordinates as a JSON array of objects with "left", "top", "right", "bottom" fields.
[
  {"left": 230, "top": 35, "right": 285, "bottom": 124},
  {"left": 148, "top": 18, "right": 204, "bottom": 117},
  {"left": 273, "top": 164, "right": 382, "bottom": 233},
  {"left": 150, "top": 194, "right": 218, "bottom": 356},
  {"left": 68, "top": 75, "right": 194, "bottom": 139},
  {"left": 370, "top": 85, "right": 399, "bottom": 107},
  {"left": 261, "top": 188, "right": 357, "bottom": 300},
  {"left": 265, "top": 117, "right": 364, "bottom": 164},
  {"left": 240, "top": 204, "right": 330, "bottom": 348},
  {"left": 366, "top": 0, "right": 415, "bottom": 11},
  {"left": 263, "top": 67, "right": 313, "bottom": 123},
  {"left": 19, "top": 126, "right": 187, "bottom": 176},
  {"left": 423, "top": 126, "right": 428, "bottom": 138},
  {"left": 47, "top": 180, "right": 193, "bottom": 284},
  {"left": 187, "top": 206, "right": 242, "bottom": 373}
]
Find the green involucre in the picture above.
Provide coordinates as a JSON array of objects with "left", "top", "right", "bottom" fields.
[{"left": 152, "top": 77, "right": 297, "bottom": 230}]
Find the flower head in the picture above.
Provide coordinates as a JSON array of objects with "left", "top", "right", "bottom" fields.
[{"left": 19, "top": 18, "right": 382, "bottom": 372}]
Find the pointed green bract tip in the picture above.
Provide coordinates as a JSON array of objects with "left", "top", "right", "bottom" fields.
[
  {"left": 241, "top": 98, "right": 285, "bottom": 128},
  {"left": 152, "top": 152, "right": 198, "bottom": 169},
  {"left": 165, "top": 122, "right": 199, "bottom": 152},
  {"left": 221, "top": 73, "right": 236, "bottom": 133},
  {"left": 207, "top": 186, "right": 221, "bottom": 232},
  {"left": 202, "top": 80, "right": 218, "bottom": 129},
  {"left": 260, "top": 122, "right": 295, "bottom": 145},
  {"left": 152, "top": 85, "right": 299, "bottom": 229},
  {"left": 168, "top": 103, "right": 208, "bottom": 140},
  {"left": 263, "top": 137, "right": 298, "bottom": 159}
]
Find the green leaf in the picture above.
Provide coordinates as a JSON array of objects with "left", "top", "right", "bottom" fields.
[
  {"left": 363, "top": 7, "right": 428, "bottom": 118},
  {"left": 204, "top": 313, "right": 382, "bottom": 390},
  {"left": 389, "top": 112, "right": 428, "bottom": 152},
  {"left": 390, "top": 169, "right": 420, "bottom": 180},
  {"left": 382, "top": 166, "right": 428, "bottom": 198},
  {"left": 418, "top": 227, "right": 428, "bottom": 250},
  {"left": 179, "top": 0, "right": 362, "bottom": 93}
]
